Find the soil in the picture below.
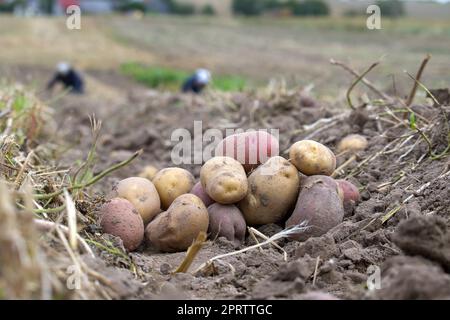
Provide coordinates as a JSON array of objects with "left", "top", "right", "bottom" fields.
[{"left": 11, "top": 66, "right": 450, "bottom": 300}]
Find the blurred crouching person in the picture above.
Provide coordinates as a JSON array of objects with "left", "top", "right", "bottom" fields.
[
  {"left": 182, "top": 69, "right": 211, "bottom": 94},
  {"left": 47, "top": 62, "right": 85, "bottom": 94}
]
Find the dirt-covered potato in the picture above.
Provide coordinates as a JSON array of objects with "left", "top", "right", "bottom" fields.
[
  {"left": 214, "top": 130, "right": 279, "bottom": 172},
  {"left": 153, "top": 167, "right": 195, "bottom": 210},
  {"left": 208, "top": 203, "right": 246, "bottom": 244},
  {"left": 145, "top": 194, "right": 209, "bottom": 252},
  {"left": 289, "top": 140, "right": 336, "bottom": 176},
  {"left": 336, "top": 179, "right": 360, "bottom": 216},
  {"left": 238, "top": 156, "right": 300, "bottom": 225},
  {"left": 138, "top": 165, "right": 159, "bottom": 181},
  {"left": 286, "top": 175, "right": 344, "bottom": 241},
  {"left": 190, "top": 181, "right": 215, "bottom": 207},
  {"left": 337, "top": 134, "right": 368, "bottom": 154},
  {"left": 200, "top": 156, "right": 248, "bottom": 204},
  {"left": 112, "top": 177, "right": 161, "bottom": 224},
  {"left": 99, "top": 198, "right": 144, "bottom": 251}
]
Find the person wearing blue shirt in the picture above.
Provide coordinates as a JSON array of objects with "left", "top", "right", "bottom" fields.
[
  {"left": 47, "top": 62, "right": 85, "bottom": 94},
  {"left": 182, "top": 69, "right": 211, "bottom": 94}
]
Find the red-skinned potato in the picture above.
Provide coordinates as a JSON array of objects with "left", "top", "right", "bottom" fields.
[
  {"left": 153, "top": 167, "right": 195, "bottom": 210},
  {"left": 100, "top": 198, "right": 144, "bottom": 251},
  {"left": 111, "top": 177, "right": 161, "bottom": 224},
  {"left": 214, "top": 130, "right": 279, "bottom": 172},
  {"left": 301, "top": 174, "right": 339, "bottom": 191},
  {"left": 200, "top": 156, "right": 248, "bottom": 204},
  {"left": 208, "top": 203, "right": 246, "bottom": 244},
  {"left": 238, "top": 156, "right": 300, "bottom": 225},
  {"left": 286, "top": 175, "right": 344, "bottom": 241},
  {"left": 190, "top": 181, "right": 215, "bottom": 207},
  {"left": 336, "top": 179, "right": 360, "bottom": 216},
  {"left": 145, "top": 194, "right": 208, "bottom": 252},
  {"left": 289, "top": 140, "right": 336, "bottom": 176},
  {"left": 299, "top": 174, "right": 344, "bottom": 204}
]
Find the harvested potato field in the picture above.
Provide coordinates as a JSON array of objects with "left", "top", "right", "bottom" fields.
[{"left": 0, "top": 14, "right": 449, "bottom": 302}]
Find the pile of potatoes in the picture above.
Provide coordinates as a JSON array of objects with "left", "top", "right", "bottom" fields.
[{"left": 99, "top": 130, "right": 364, "bottom": 253}]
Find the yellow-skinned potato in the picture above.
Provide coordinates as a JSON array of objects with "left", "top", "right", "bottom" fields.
[
  {"left": 238, "top": 156, "right": 300, "bottom": 225},
  {"left": 112, "top": 177, "right": 161, "bottom": 224},
  {"left": 200, "top": 156, "right": 248, "bottom": 204},
  {"left": 153, "top": 167, "right": 195, "bottom": 210},
  {"left": 337, "top": 134, "right": 368, "bottom": 154},
  {"left": 289, "top": 140, "right": 336, "bottom": 176},
  {"left": 139, "top": 165, "right": 159, "bottom": 181},
  {"left": 145, "top": 194, "right": 209, "bottom": 252}
]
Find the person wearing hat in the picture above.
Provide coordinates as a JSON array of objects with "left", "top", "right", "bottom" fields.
[
  {"left": 47, "top": 62, "right": 85, "bottom": 94},
  {"left": 182, "top": 69, "right": 211, "bottom": 94}
]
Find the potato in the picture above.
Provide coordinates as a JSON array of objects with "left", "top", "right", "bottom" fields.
[
  {"left": 139, "top": 165, "right": 159, "bottom": 181},
  {"left": 301, "top": 175, "right": 344, "bottom": 203},
  {"left": 337, "top": 134, "right": 368, "bottom": 154},
  {"left": 112, "top": 177, "right": 161, "bottom": 224},
  {"left": 214, "top": 130, "right": 279, "bottom": 172},
  {"left": 336, "top": 179, "right": 360, "bottom": 216},
  {"left": 190, "top": 181, "right": 215, "bottom": 207},
  {"left": 145, "top": 194, "right": 209, "bottom": 252},
  {"left": 208, "top": 203, "right": 246, "bottom": 244},
  {"left": 238, "top": 156, "right": 300, "bottom": 225},
  {"left": 200, "top": 156, "right": 248, "bottom": 204},
  {"left": 100, "top": 198, "right": 144, "bottom": 251},
  {"left": 300, "top": 175, "right": 339, "bottom": 193},
  {"left": 286, "top": 175, "right": 344, "bottom": 241},
  {"left": 153, "top": 167, "right": 195, "bottom": 210},
  {"left": 289, "top": 140, "right": 336, "bottom": 176}
]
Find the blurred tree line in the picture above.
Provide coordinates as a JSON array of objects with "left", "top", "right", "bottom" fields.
[
  {"left": 232, "top": 0, "right": 330, "bottom": 17},
  {"left": 344, "top": 0, "right": 405, "bottom": 18},
  {"left": 376, "top": 0, "right": 404, "bottom": 18},
  {"left": 116, "top": 0, "right": 213, "bottom": 15},
  {"left": 115, "top": 1, "right": 327, "bottom": 17},
  {"left": 0, "top": 0, "right": 405, "bottom": 18}
]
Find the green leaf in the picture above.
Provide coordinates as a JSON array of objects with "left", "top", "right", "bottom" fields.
[
  {"left": 13, "top": 94, "right": 26, "bottom": 112},
  {"left": 409, "top": 112, "right": 417, "bottom": 130}
]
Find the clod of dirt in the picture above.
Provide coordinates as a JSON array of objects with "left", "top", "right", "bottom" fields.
[
  {"left": 251, "top": 257, "right": 316, "bottom": 299},
  {"left": 84, "top": 256, "right": 144, "bottom": 299},
  {"left": 339, "top": 240, "right": 364, "bottom": 263},
  {"left": 392, "top": 215, "right": 450, "bottom": 272},
  {"left": 299, "top": 95, "right": 317, "bottom": 108},
  {"left": 295, "top": 234, "right": 338, "bottom": 260},
  {"left": 428, "top": 88, "right": 450, "bottom": 106},
  {"left": 374, "top": 256, "right": 450, "bottom": 300},
  {"left": 349, "top": 108, "right": 369, "bottom": 130},
  {"left": 329, "top": 220, "right": 366, "bottom": 243},
  {"left": 273, "top": 257, "right": 317, "bottom": 282}
]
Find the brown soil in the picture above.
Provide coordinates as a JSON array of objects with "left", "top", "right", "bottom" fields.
[{"left": 11, "top": 66, "right": 450, "bottom": 300}]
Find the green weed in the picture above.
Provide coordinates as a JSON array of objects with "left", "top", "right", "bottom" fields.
[{"left": 121, "top": 62, "right": 246, "bottom": 92}]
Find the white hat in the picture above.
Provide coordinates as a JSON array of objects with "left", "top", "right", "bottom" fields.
[
  {"left": 57, "top": 62, "right": 71, "bottom": 74},
  {"left": 195, "top": 69, "right": 211, "bottom": 84}
]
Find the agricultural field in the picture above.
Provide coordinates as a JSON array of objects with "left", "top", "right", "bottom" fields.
[{"left": 0, "top": 14, "right": 450, "bottom": 301}]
